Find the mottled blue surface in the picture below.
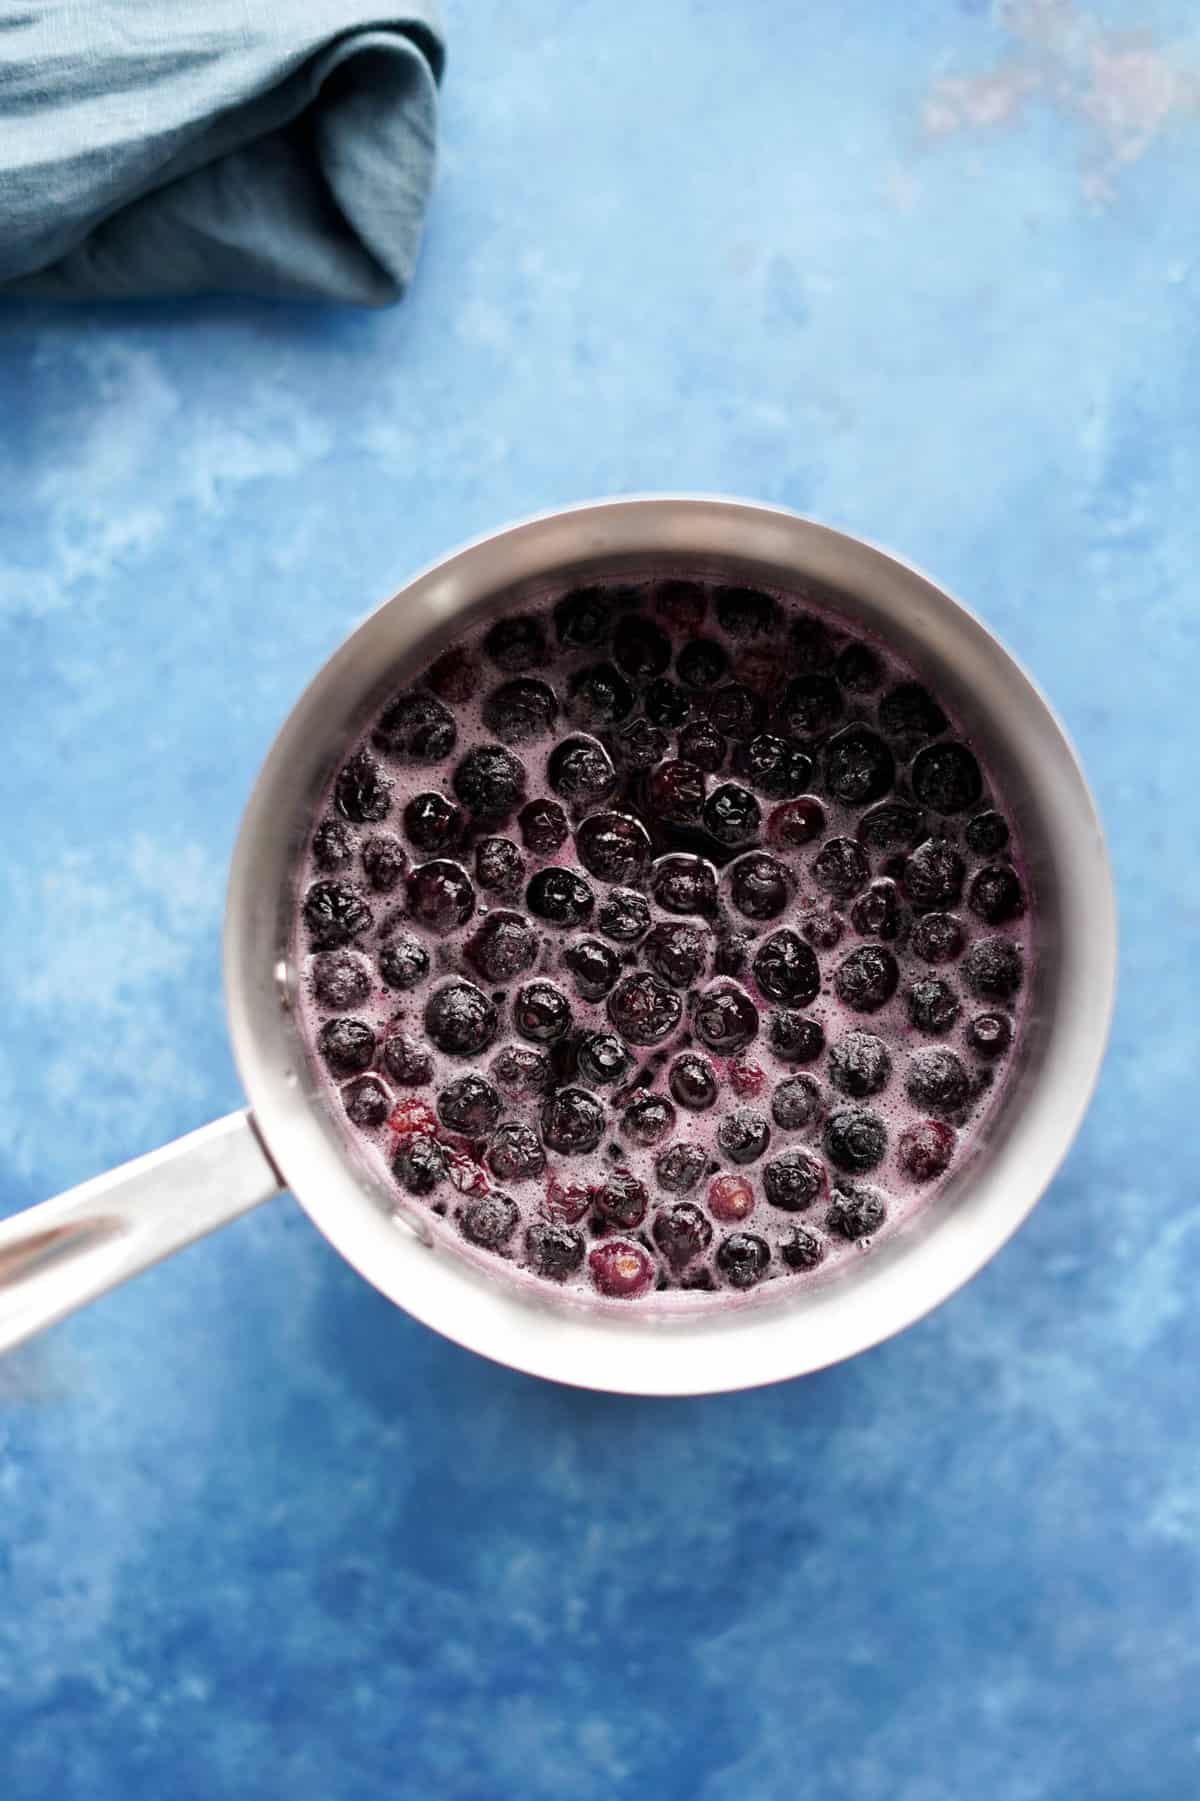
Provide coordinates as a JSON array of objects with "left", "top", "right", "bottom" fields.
[{"left": 1, "top": 2, "right": 1198, "bottom": 1796}]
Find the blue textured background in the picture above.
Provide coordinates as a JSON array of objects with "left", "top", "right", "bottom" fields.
[{"left": 2, "top": 3, "right": 1198, "bottom": 1796}]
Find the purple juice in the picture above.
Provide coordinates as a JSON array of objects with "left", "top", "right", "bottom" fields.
[{"left": 292, "top": 575, "right": 1030, "bottom": 1306}]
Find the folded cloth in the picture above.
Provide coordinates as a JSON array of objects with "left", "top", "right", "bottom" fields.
[{"left": 0, "top": 1, "right": 445, "bottom": 304}]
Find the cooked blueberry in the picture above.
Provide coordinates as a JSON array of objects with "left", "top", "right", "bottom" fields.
[
  {"left": 801, "top": 910, "right": 845, "bottom": 951},
  {"left": 836, "top": 641, "right": 883, "bottom": 693},
  {"left": 679, "top": 718, "right": 727, "bottom": 773},
  {"left": 768, "top": 796, "right": 826, "bottom": 847},
  {"left": 714, "top": 928, "right": 752, "bottom": 976},
  {"left": 823, "top": 1107, "right": 888, "bottom": 1173},
  {"left": 426, "top": 646, "right": 480, "bottom": 702},
  {"left": 903, "top": 838, "right": 966, "bottom": 910},
  {"left": 911, "top": 912, "right": 965, "bottom": 963},
  {"left": 465, "top": 911, "right": 539, "bottom": 983},
  {"left": 771, "top": 1073, "right": 823, "bottom": 1129},
  {"left": 751, "top": 931, "right": 819, "bottom": 1007},
  {"left": 643, "top": 922, "right": 708, "bottom": 988},
  {"left": 813, "top": 836, "right": 870, "bottom": 899},
  {"left": 541, "top": 1087, "right": 606, "bottom": 1153},
  {"left": 481, "top": 677, "right": 559, "bottom": 747},
  {"left": 826, "top": 1186, "right": 886, "bottom": 1240},
  {"left": 906, "top": 1048, "right": 970, "bottom": 1114},
  {"left": 898, "top": 1119, "right": 956, "bottom": 1181},
  {"left": 650, "top": 759, "right": 706, "bottom": 825},
  {"left": 655, "top": 579, "right": 708, "bottom": 632},
  {"left": 589, "top": 1238, "right": 655, "bottom": 1298},
  {"left": 393, "top": 1133, "right": 445, "bottom": 1196},
  {"left": 598, "top": 888, "right": 651, "bottom": 942},
  {"left": 828, "top": 1030, "right": 892, "bottom": 1098},
  {"left": 670, "top": 1052, "right": 719, "bottom": 1110},
  {"left": 459, "top": 1192, "right": 519, "bottom": 1249},
  {"left": 312, "top": 818, "right": 356, "bottom": 870},
  {"left": 474, "top": 836, "right": 525, "bottom": 896},
  {"left": 858, "top": 801, "right": 923, "bottom": 854},
  {"left": 608, "top": 971, "right": 683, "bottom": 1045},
  {"left": 424, "top": 980, "right": 498, "bottom": 1056},
  {"left": 578, "top": 1032, "right": 635, "bottom": 1087},
  {"left": 554, "top": 586, "right": 611, "bottom": 649},
  {"left": 716, "top": 1232, "right": 771, "bottom": 1288},
  {"left": 557, "top": 940, "right": 617, "bottom": 1006},
  {"left": 567, "top": 662, "right": 634, "bottom": 729},
  {"left": 715, "top": 584, "right": 779, "bottom": 639},
  {"left": 438, "top": 1075, "right": 502, "bottom": 1137},
  {"left": 711, "top": 684, "right": 766, "bottom": 741},
  {"left": 491, "top": 1043, "right": 552, "bottom": 1098},
  {"left": 780, "top": 674, "right": 841, "bottom": 738},
  {"left": 615, "top": 718, "right": 669, "bottom": 769},
  {"left": 403, "top": 792, "right": 463, "bottom": 855},
  {"left": 706, "top": 1173, "right": 754, "bottom": 1223},
  {"left": 824, "top": 725, "right": 895, "bottom": 806},
  {"left": 768, "top": 1011, "right": 825, "bottom": 1064},
  {"left": 789, "top": 614, "right": 836, "bottom": 672},
  {"left": 613, "top": 615, "right": 672, "bottom": 679},
  {"left": 912, "top": 741, "right": 982, "bottom": 813},
  {"left": 968, "top": 864, "right": 1025, "bottom": 926},
  {"left": 311, "top": 949, "right": 371, "bottom": 1009},
  {"left": 652, "top": 1198, "right": 714, "bottom": 1274},
  {"left": 513, "top": 981, "right": 572, "bottom": 1043},
  {"left": 575, "top": 811, "right": 652, "bottom": 884},
  {"left": 644, "top": 677, "right": 691, "bottom": 727},
  {"left": 833, "top": 945, "right": 899, "bottom": 1013},
  {"left": 342, "top": 1075, "right": 390, "bottom": 1129},
  {"left": 763, "top": 1148, "right": 824, "bottom": 1211},
  {"left": 703, "top": 783, "right": 761, "bottom": 846},
  {"left": 361, "top": 833, "right": 408, "bottom": 893},
  {"left": 850, "top": 879, "right": 902, "bottom": 940},
  {"left": 318, "top": 1018, "right": 375, "bottom": 1075},
  {"left": 650, "top": 854, "right": 719, "bottom": 916},
  {"left": 692, "top": 982, "right": 760, "bottom": 1054},
  {"left": 734, "top": 734, "right": 813, "bottom": 800},
  {"left": 677, "top": 637, "right": 729, "bottom": 689},
  {"left": 727, "top": 852, "right": 791, "bottom": 920},
  {"left": 303, "top": 880, "right": 373, "bottom": 949},
  {"left": 718, "top": 1106, "right": 770, "bottom": 1165},
  {"left": 655, "top": 1142, "right": 708, "bottom": 1194},
  {"left": 382, "top": 1029, "right": 434, "bottom": 1086},
  {"left": 907, "top": 978, "right": 961, "bottom": 1036},
  {"left": 334, "top": 749, "right": 393, "bottom": 824},
  {"left": 878, "top": 683, "right": 948, "bottom": 743},
  {"left": 526, "top": 867, "right": 595, "bottom": 926},
  {"left": 518, "top": 798, "right": 569, "bottom": 855},
  {"left": 967, "top": 1011, "right": 1013, "bottom": 1058},
  {"left": 452, "top": 744, "right": 527, "bottom": 821},
  {"left": 406, "top": 860, "right": 475, "bottom": 933},
  {"left": 524, "top": 1221, "right": 585, "bottom": 1281},
  {"left": 484, "top": 614, "right": 547, "bottom": 672},
  {"left": 781, "top": 1225, "right": 826, "bottom": 1270},
  {"left": 378, "top": 928, "right": 430, "bottom": 990},
  {"left": 622, "top": 1093, "right": 676, "bottom": 1146},
  {"left": 966, "top": 811, "right": 1010, "bottom": 855},
  {"left": 373, "top": 691, "right": 456, "bottom": 762},
  {"left": 546, "top": 733, "right": 618, "bottom": 807},
  {"left": 596, "top": 1171, "right": 649, "bottom": 1228},
  {"left": 963, "top": 937, "right": 1023, "bottom": 1000}
]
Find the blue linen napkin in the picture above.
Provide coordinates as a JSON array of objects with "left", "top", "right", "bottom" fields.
[{"left": 0, "top": 2, "right": 445, "bottom": 304}]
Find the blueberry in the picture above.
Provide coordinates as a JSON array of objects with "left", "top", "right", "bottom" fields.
[
  {"left": 578, "top": 1032, "right": 635, "bottom": 1087},
  {"left": 481, "top": 678, "right": 560, "bottom": 751},
  {"left": 898, "top": 1120, "right": 956, "bottom": 1182},
  {"left": 518, "top": 798, "right": 569, "bottom": 855},
  {"left": 780, "top": 674, "right": 842, "bottom": 738},
  {"left": 968, "top": 865, "right": 1025, "bottom": 926},
  {"left": 589, "top": 1239, "right": 655, "bottom": 1298},
  {"left": 670, "top": 1052, "right": 719, "bottom": 1110},
  {"left": 613, "top": 615, "right": 672, "bottom": 679},
  {"left": 485, "top": 1121, "right": 546, "bottom": 1183},
  {"left": 680, "top": 718, "right": 727, "bottom": 772},
  {"left": 312, "top": 818, "right": 356, "bottom": 870},
  {"left": 644, "top": 677, "right": 691, "bottom": 728},
  {"left": 716, "top": 1233, "right": 771, "bottom": 1288},
  {"left": 554, "top": 586, "right": 611, "bottom": 649},
  {"left": 715, "top": 585, "right": 779, "bottom": 639},
  {"left": 692, "top": 982, "right": 760, "bottom": 1054},
  {"left": 378, "top": 927, "right": 430, "bottom": 990},
  {"left": 541, "top": 1087, "right": 606, "bottom": 1154},
  {"left": 823, "top": 725, "right": 895, "bottom": 806},
  {"left": 546, "top": 733, "right": 618, "bottom": 807},
  {"left": 911, "top": 912, "right": 965, "bottom": 963},
  {"left": 650, "top": 854, "right": 718, "bottom": 916},
  {"left": 801, "top": 910, "right": 846, "bottom": 951},
  {"left": 491, "top": 1043, "right": 552, "bottom": 1098},
  {"left": 718, "top": 1106, "right": 770, "bottom": 1165},
  {"left": 705, "top": 1173, "right": 753, "bottom": 1222},
  {"left": 907, "top": 978, "right": 961, "bottom": 1036},
  {"left": 597, "top": 888, "right": 651, "bottom": 942},
  {"left": 615, "top": 719, "right": 669, "bottom": 769},
  {"left": 474, "top": 836, "right": 526, "bottom": 896},
  {"left": 596, "top": 1170, "right": 650, "bottom": 1228},
  {"left": 525, "top": 1221, "right": 586, "bottom": 1281},
  {"left": 828, "top": 1030, "right": 892, "bottom": 1098},
  {"left": 643, "top": 922, "right": 708, "bottom": 988},
  {"left": 703, "top": 783, "right": 761, "bottom": 847},
  {"left": 677, "top": 638, "right": 729, "bottom": 689},
  {"left": 311, "top": 949, "right": 371, "bottom": 1009},
  {"left": 393, "top": 1133, "right": 445, "bottom": 1196},
  {"left": 653, "top": 1201, "right": 714, "bottom": 1270},
  {"left": 426, "top": 646, "right": 480, "bottom": 702},
  {"left": 734, "top": 734, "right": 813, "bottom": 799},
  {"left": 452, "top": 744, "right": 527, "bottom": 821},
  {"left": 382, "top": 1029, "right": 433, "bottom": 1086},
  {"left": 465, "top": 911, "right": 539, "bottom": 983},
  {"left": 560, "top": 936, "right": 620, "bottom": 1002},
  {"left": 424, "top": 980, "right": 498, "bottom": 1056},
  {"left": 484, "top": 614, "right": 547, "bottom": 672},
  {"left": 318, "top": 1018, "right": 375, "bottom": 1075},
  {"left": 963, "top": 937, "right": 1023, "bottom": 1000},
  {"left": 526, "top": 867, "right": 595, "bottom": 927},
  {"left": 334, "top": 749, "right": 393, "bottom": 824},
  {"left": 850, "top": 879, "right": 903, "bottom": 940},
  {"left": 878, "top": 683, "right": 948, "bottom": 743},
  {"left": 767, "top": 796, "right": 826, "bottom": 848},
  {"left": 649, "top": 759, "right": 706, "bottom": 825},
  {"left": 912, "top": 741, "right": 983, "bottom": 814},
  {"left": 711, "top": 684, "right": 766, "bottom": 740},
  {"left": 903, "top": 838, "right": 966, "bottom": 911},
  {"left": 858, "top": 801, "right": 922, "bottom": 854},
  {"left": 781, "top": 1225, "right": 826, "bottom": 1270},
  {"left": 373, "top": 691, "right": 456, "bottom": 762},
  {"left": 966, "top": 811, "right": 1010, "bottom": 856},
  {"left": 406, "top": 860, "right": 475, "bottom": 933},
  {"left": 826, "top": 1186, "right": 886, "bottom": 1240},
  {"left": 833, "top": 945, "right": 899, "bottom": 1013},
  {"left": 836, "top": 642, "right": 883, "bottom": 693},
  {"left": 655, "top": 578, "right": 708, "bottom": 632},
  {"left": 727, "top": 852, "right": 791, "bottom": 920},
  {"left": 813, "top": 836, "right": 870, "bottom": 899},
  {"left": 752, "top": 931, "right": 819, "bottom": 1006},
  {"left": 823, "top": 1107, "right": 888, "bottom": 1172},
  {"left": 763, "top": 1149, "right": 824, "bottom": 1211},
  {"left": 622, "top": 1093, "right": 677, "bottom": 1146},
  {"left": 906, "top": 1048, "right": 970, "bottom": 1115},
  {"left": 342, "top": 1075, "right": 391, "bottom": 1129},
  {"left": 575, "top": 811, "right": 652, "bottom": 884},
  {"left": 967, "top": 1011, "right": 1013, "bottom": 1058},
  {"left": 788, "top": 614, "right": 836, "bottom": 672},
  {"left": 608, "top": 971, "right": 683, "bottom": 1045},
  {"left": 361, "top": 833, "right": 408, "bottom": 893},
  {"left": 768, "top": 1011, "right": 825, "bottom": 1064},
  {"left": 459, "top": 1192, "right": 519, "bottom": 1249},
  {"left": 303, "top": 880, "right": 373, "bottom": 949},
  {"left": 437, "top": 1075, "right": 502, "bottom": 1137},
  {"left": 567, "top": 662, "right": 634, "bottom": 729},
  {"left": 714, "top": 928, "right": 753, "bottom": 976},
  {"left": 403, "top": 791, "right": 464, "bottom": 855},
  {"left": 771, "top": 1074, "right": 823, "bottom": 1129},
  {"left": 655, "top": 1142, "right": 708, "bottom": 1193},
  {"left": 513, "top": 981, "right": 572, "bottom": 1043}
]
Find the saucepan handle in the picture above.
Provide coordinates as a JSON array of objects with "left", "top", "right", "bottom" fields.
[{"left": 0, "top": 1112, "right": 284, "bottom": 1355}]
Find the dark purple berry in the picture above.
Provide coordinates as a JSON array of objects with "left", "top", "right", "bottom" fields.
[
  {"left": 567, "top": 662, "right": 634, "bottom": 729},
  {"left": 789, "top": 614, "right": 836, "bottom": 671},
  {"left": 813, "top": 835, "right": 870, "bottom": 899},
  {"left": 906, "top": 1048, "right": 970, "bottom": 1115},
  {"left": 474, "top": 836, "right": 525, "bottom": 896},
  {"left": 655, "top": 579, "right": 708, "bottom": 631},
  {"left": 833, "top": 945, "right": 899, "bottom": 1013},
  {"left": 679, "top": 718, "right": 727, "bottom": 772},
  {"left": 393, "top": 1133, "right": 445, "bottom": 1196},
  {"left": 801, "top": 909, "right": 845, "bottom": 951},
  {"left": 715, "top": 585, "right": 779, "bottom": 639},
  {"left": 526, "top": 1221, "right": 586, "bottom": 1281},
  {"left": 589, "top": 1239, "right": 655, "bottom": 1298},
  {"left": 771, "top": 1074, "right": 823, "bottom": 1129},
  {"left": 650, "top": 759, "right": 706, "bottom": 825},
  {"left": 622, "top": 1093, "right": 676, "bottom": 1146},
  {"left": 850, "top": 879, "right": 903, "bottom": 940},
  {"left": 653, "top": 1202, "right": 714, "bottom": 1270},
  {"left": 714, "top": 928, "right": 752, "bottom": 976},
  {"left": 547, "top": 734, "right": 618, "bottom": 807},
  {"left": 342, "top": 1075, "right": 390, "bottom": 1129},
  {"left": 826, "top": 1186, "right": 886, "bottom": 1240},
  {"left": 878, "top": 683, "right": 947, "bottom": 743},
  {"left": 373, "top": 691, "right": 456, "bottom": 762},
  {"left": 912, "top": 741, "right": 983, "bottom": 814},
  {"left": 716, "top": 1233, "right": 771, "bottom": 1288},
  {"left": 483, "top": 678, "right": 559, "bottom": 745},
  {"left": 768, "top": 1011, "right": 825, "bottom": 1064},
  {"left": 643, "top": 922, "right": 708, "bottom": 988},
  {"left": 318, "top": 1018, "right": 375, "bottom": 1075},
  {"left": 406, "top": 860, "right": 475, "bottom": 933},
  {"left": 780, "top": 674, "right": 841, "bottom": 738},
  {"left": 541, "top": 1087, "right": 606, "bottom": 1154},
  {"left": 828, "top": 1030, "right": 892, "bottom": 1098},
  {"left": 491, "top": 1043, "right": 552, "bottom": 1098},
  {"left": 963, "top": 937, "right": 1023, "bottom": 1000},
  {"left": 334, "top": 749, "right": 392, "bottom": 824},
  {"left": 312, "top": 818, "right": 355, "bottom": 870},
  {"left": 718, "top": 1106, "right": 770, "bottom": 1164},
  {"left": 966, "top": 811, "right": 1010, "bottom": 855},
  {"left": 670, "top": 1052, "right": 718, "bottom": 1110},
  {"left": 836, "top": 642, "right": 883, "bottom": 692},
  {"left": 465, "top": 911, "right": 539, "bottom": 983},
  {"left": 655, "top": 1142, "right": 708, "bottom": 1194},
  {"left": 577, "top": 1032, "right": 635, "bottom": 1087},
  {"left": 703, "top": 783, "right": 761, "bottom": 847},
  {"left": 597, "top": 888, "right": 651, "bottom": 942},
  {"left": 692, "top": 982, "right": 759, "bottom": 1054},
  {"left": 517, "top": 798, "right": 569, "bottom": 855},
  {"left": 403, "top": 791, "right": 463, "bottom": 854},
  {"left": 437, "top": 1075, "right": 502, "bottom": 1137},
  {"left": 608, "top": 972, "right": 683, "bottom": 1045},
  {"left": 734, "top": 734, "right": 813, "bottom": 799},
  {"left": 484, "top": 614, "right": 547, "bottom": 672},
  {"left": 554, "top": 586, "right": 611, "bottom": 649},
  {"left": 968, "top": 865, "right": 1025, "bottom": 925},
  {"left": 763, "top": 1149, "right": 824, "bottom": 1211},
  {"left": 526, "top": 867, "right": 595, "bottom": 927},
  {"left": 382, "top": 1029, "right": 433, "bottom": 1087},
  {"left": 903, "top": 838, "right": 966, "bottom": 910},
  {"left": 644, "top": 677, "right": 690, "bottom": 727},
  {"left": 575, "top": 811, "right": 652, "bottom": 885},
  {"left": 452, "top": 744, "right": 527, "bottom": 820},
  {"left": 562, "top": 936, "right": 621, "bottom": 1000},
  {"left": 426, "top": 646, "right": 479, "bottom": 703},
  {"left": 311, "top": 949, "right": 371, "bottom": 1008},
  {"left": 858, "top": 801, "right": 922, "bottom": 854},
  {"left": 898, "top": 1120, "right": 955, "bottom": 1181},
  {"left": 677, "top": 637, "right": 729, "bottom": 689},
  {"left": 823, "top": 1107, "right": 888, "bottom": 1173},
  {"left": 911, "top": 912, "right": 965, "bottom": 964},
  {"left": 752, "top": 931, "right": 819, "bottom": 1006},
  {"left": 781, "top": 1225, "right": 826, "bottom": 1270},
  {"left": 596, "top": 1170, "right": 649, "bottom": 1228},
  {"left": 378, "top": 928, "right": 430, "bottom": 990},
  {"left": 727, "top": 852, "right": 791, "bottom": 920},
  {"left": 613, "top": 615, "right": 672, "bottom": 679},
  {"left": 711, "top": 684, "right": 766, "bottom": 740},
  {"left": 424, "top": 980, "right": 498, "bottom": 1056},
  {"left": 907, "top": 978, "right": 961, "bottom": 1036},
  {"left": 824, "top": 725, "right": 895, "bottom": 806},
  {"left": 303, "top": 880, "right": 373, "bottom": 949},
  {"left": 650, "top": 854, "right": 718, "bottom": 916},
  {"left": 513, "top": 981, "right": 572, "bottom": 1043},
  {"left": 361, "top": 833, "right": 408, "bottom": 893},
  {"left": 967, "top": 1011, "right": 1013, "bottom": 1058},
  {"left": 768, "top": 795, "right": 826, "bottom": 847},
  {"left": 459, "top": 1192, "right": 519, "bottom": 1249},
  {"left": 615, "top": 719, "right": 669, "bottom": 768}
]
